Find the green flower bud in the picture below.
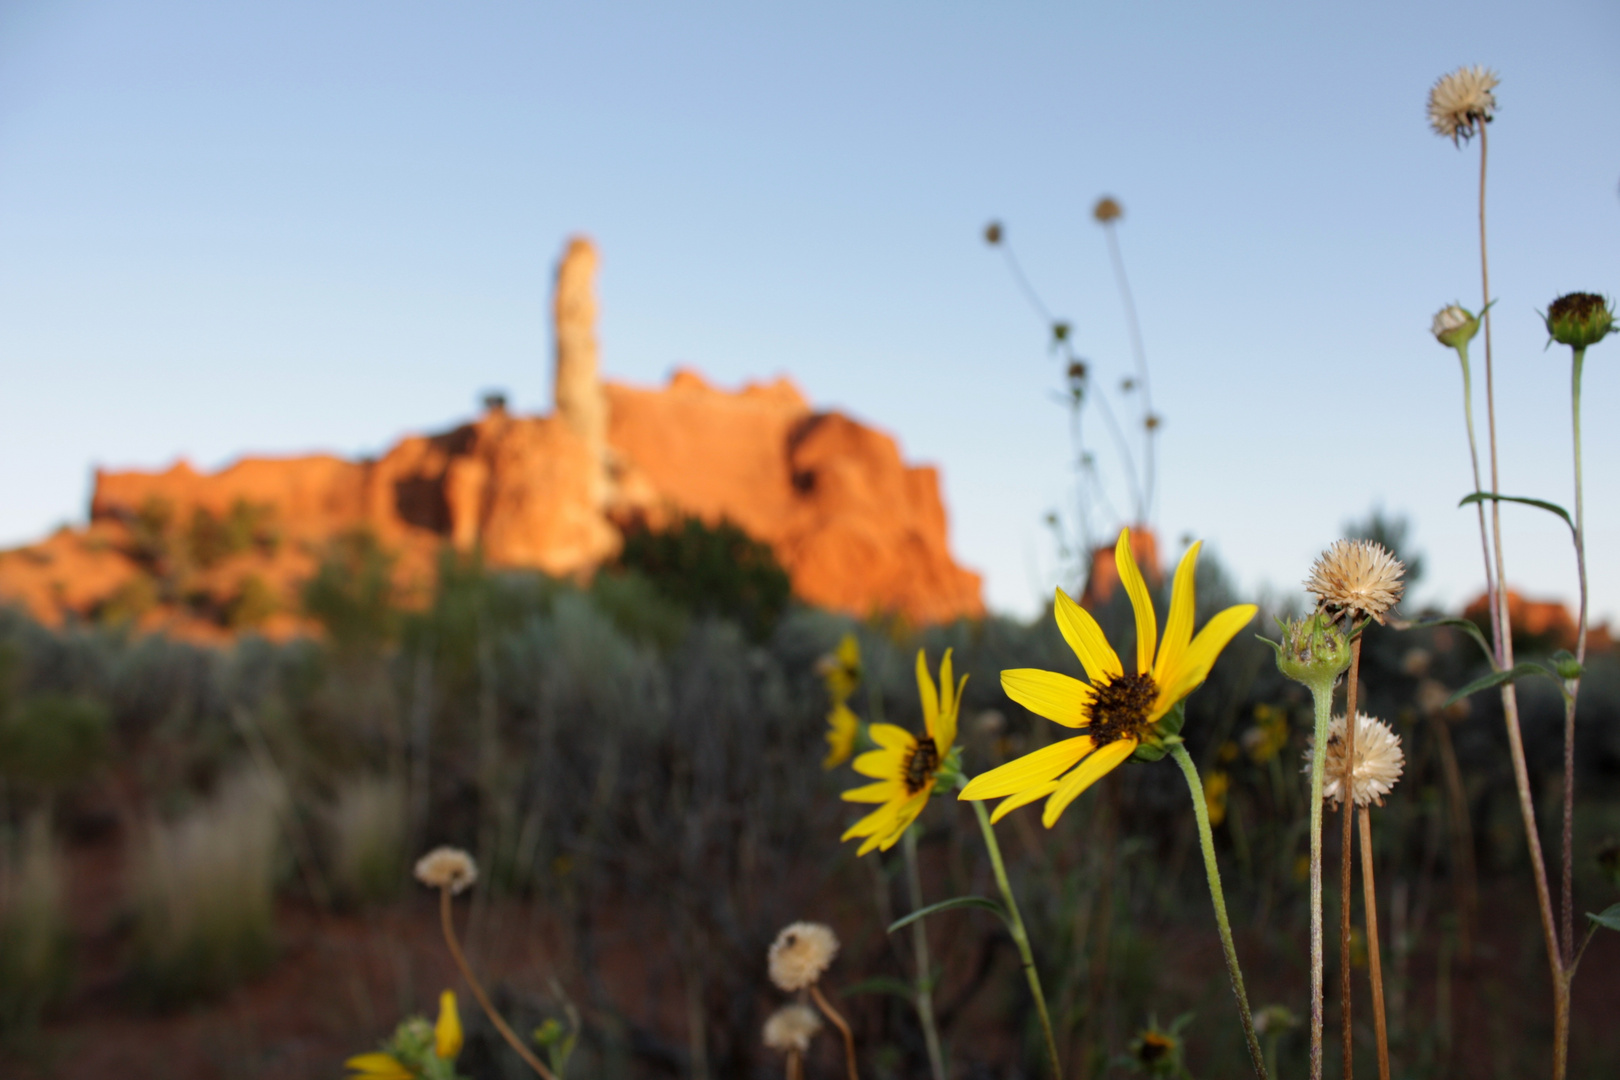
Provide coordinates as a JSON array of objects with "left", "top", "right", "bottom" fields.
[
  {"left": 1431, "top": 304, "right": 1479, "bottom": 350},
  {"left": 1544, "top": 292, "right": 1614, "bottom": 350},
  {"left": 1262, "top": 612, "right": 1351, "bottom": 696},
  {"left": 1551, "top": 650, "right": 1584, "bottom": 681}
]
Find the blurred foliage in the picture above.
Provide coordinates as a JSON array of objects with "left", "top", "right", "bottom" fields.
[
  {"left": 303, "top": 529, "right": 400, "bottom": 652},
  {"left": 0, "top": 693, "right": 109, "bottom": 792},
  {"left": 612, "top": 515, "right": 791, "bottom": 642},
  {"left": 0, "top": 814, "right": 72, "bottom": 1032}
]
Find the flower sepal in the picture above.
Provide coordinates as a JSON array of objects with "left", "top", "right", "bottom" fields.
[
  {"left": 1262, "top": 613, "right": 1351, "bottom": 696},
  {"left": 1130, "top": 702, "right": 1187, "bottom": 763},
  {"left": 1544, "top": 292, "right": 1614, "bottom": 351},
  {"left": 932, "top": 743, "right": 966, "bottom": 792}
]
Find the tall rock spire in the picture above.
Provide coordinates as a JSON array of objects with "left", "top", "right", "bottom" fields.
[{"left": 553, "top": 235, "right": 609, "bottom": 508}]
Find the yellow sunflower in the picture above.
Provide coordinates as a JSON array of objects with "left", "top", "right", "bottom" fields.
[
  {"left": 840, "top": 649, "right": 965, "bottom": 855},
  {"left": 959, "top": 528, "right": 1256, "bottom": 827},
  {"left": 818, "top": 632, "right": 863, "bottom": 704},
  {"left": 346, "top": 990, "right": 463, "bottom": 1078}
]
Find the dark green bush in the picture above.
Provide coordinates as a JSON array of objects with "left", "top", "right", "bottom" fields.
[
  {"left": 302, "top": 529, "right": 399, "bottom": 651},
  {"left": 612, "top": 516, "right": 791, "bottom": 642},
  {"left": 0, "top": 694, "right": 109, "bottom": 791}
]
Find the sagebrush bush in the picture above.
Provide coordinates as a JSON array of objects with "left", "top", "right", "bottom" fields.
[
  {"left": 328, "top": 773, "right": 408, "bottom": 907},
  {"left": 129, "top": 771, "right": 283, "bottom": 1004}
]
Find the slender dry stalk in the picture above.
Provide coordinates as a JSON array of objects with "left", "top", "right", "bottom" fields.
[
  {"left": 787, "top": 1048, "right": 804, "bottom": 1080},
  {"left": 901, "top": 828, "right": 947, "bottom": 1080},
  {"left": 810, "top": 983, "right": 860, "bottom": 1080},
  {"left": 1474, "top": 120, "right": 1568, "bottom": 1077},
  {"left": 1340, "top": 634, "right": 1361, "bottom": 1080},
  {"left": 438, "top": 886, "right": 557, "bottom": 1080},
  {"left": 1358, "top": 806, "right": 1391, "bottom": 1080}
]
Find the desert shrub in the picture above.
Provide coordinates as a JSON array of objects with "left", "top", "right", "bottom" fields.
[
  {"left": 613, "top": 516, "right": 791, "bottom": 642},
  {"left": 588, "top": 569, "right": 690, "bottom": 651},
  {"left": 226, "top": 573, "right": 278, "bottom": 629},
  {"left": 0, "top": 814, "right": 71, "bottom": 1031},
  {"left": 95, "top": 574, "right": 160, "bottom": 627},
  {"left": 0, "top": 693, "right": 110, "bottom": 792},
  {"left": 128, "top": 771, "right": 283, "bottom": 1004},
  {"left": 303, "top": 529, "right": 399, "bottom": 651},
  {"left": 187, "top": 500, "right": 278, "bottom": 569},
  {"left": 327, "top": 773, "right": 407, "bottom": 907}
]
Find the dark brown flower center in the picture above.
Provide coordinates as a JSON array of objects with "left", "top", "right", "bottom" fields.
[
  {"left": 902, "top": 737, "right": 941, "bottom": 794},
  {"left": 1085, "top": 672, "right": 1157, "bottom": 745}
]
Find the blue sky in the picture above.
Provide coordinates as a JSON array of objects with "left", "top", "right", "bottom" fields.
[{"left": 2, "top": 0, "right": 1616, "bottom": 623}]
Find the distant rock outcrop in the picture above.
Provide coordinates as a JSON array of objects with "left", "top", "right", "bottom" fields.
[{"left": 0, "top": 236, "right": 984, "bottom": 638}]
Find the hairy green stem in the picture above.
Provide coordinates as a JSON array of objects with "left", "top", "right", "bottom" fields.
[
  {"left": 901, "top": 827, "right": 947, "bottom": 1080},
  {"left": 1305, "top": 678, "right": 1333, "bottom": 1080},
  {"left": 1454, "top": 343, "right": 1503, "bottom": 668},
  {"left": 1169, "top": 743, "right": 1267, "bottom": 1077},
  {"left": 968, "top": 798, "right": 1062, "bottom": 1078}
]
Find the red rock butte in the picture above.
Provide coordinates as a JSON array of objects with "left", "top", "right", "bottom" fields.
[{"left": 0, "top": 236, "right": 984, "bottom": 639}]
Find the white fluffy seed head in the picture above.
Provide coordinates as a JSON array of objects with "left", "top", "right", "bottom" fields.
[
  {"left": 1305, "top": 539, "right": 1406, "bottom": 624},
  {"left": 767, "top": 921, "right": 839, "bottom": 992},
  {"left": 1428, "top": 65, "right": 1499, "bottom": 143},
  {"left": 414, "top": 847, "right": 478, "bottom": 894},
  {"left": 1304, "top": 713, "right": 1405, "bottom": 807},
  {"left": 762, "top": 1003, "right": 823, "bottom": 1053}
]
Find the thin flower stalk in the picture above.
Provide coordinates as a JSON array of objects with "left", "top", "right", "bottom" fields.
[
  {"left": 901, "top": 827, "right": 947, "bottom": 1080},
  {"left": 1339, "top": 632, "right": 1361, "bottom": 1080},
  {"left": 1562, "top": 338, "right": 1591, "bottom": 970},
  {"left": 966, "top": 797, "right": 1061, "bottom": 1077},
  {"left": 437, "top": 886, "right": 557, "bottom": 1080},
  {"left": 1359, "top": 806, "right": 1391, "bottom": 1080},
  {"left": 809, "top": 983, "right": 860, "bottom": 1080},
  {"left": 1168, "top": 742, "right": 1266, "bottom": 1077},
  {"left": 1305, "top": 677, "right": 1332, "bottom": 1080}
]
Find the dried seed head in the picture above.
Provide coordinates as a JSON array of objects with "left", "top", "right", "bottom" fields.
[
  {"left": 1305, "top": 539, "right": 1405, "bottom": 624},
  {"left": 1428, "top": 65, "right": 1498, "bottom": 144},
  {"left": 1093, "top": 196, "right": 1123, "bottom": 223},
  {"left": 1304, "top": 713, "right": 1405, "bottom": 807},
  {"left": 414, "top": 847, "right": 478, "bottom": 894},
  {"left": 768, "top": 922, "right": 839, "bottom": 992},
  {"left": 762, "top": 1004, "right": 823, "bottom": 1053}
]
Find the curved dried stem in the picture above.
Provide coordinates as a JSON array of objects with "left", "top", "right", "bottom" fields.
[
  {"left": 439, "top": 887, "right": 558, "bottom": 1080},
  {"left": 810, "top": 982, "right": 860, "bottom": 1080}
]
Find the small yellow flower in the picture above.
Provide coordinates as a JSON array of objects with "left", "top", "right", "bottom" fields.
[
  {"left": 346, "top": 991, "right": 463, "bottom": 1078},
  {"left": 959, "top": 528, "right": 1256, "bottom": 827},
  {"left": 817, "top": 633, "right": 863, "bottom": 704},
  {"left": 822, "top": 702, "right": 860, "bottom": 769},
  {"left": 1242, "top": 704, "right": 1290, "bottom": 765},
  {"left": 840, "top": 649, "right": 965, "bottom": 855}
]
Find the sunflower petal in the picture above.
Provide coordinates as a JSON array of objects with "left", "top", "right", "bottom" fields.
[
  {"left": 960, "top": 736, "right": 1094, "bottom": 800},
  {"left": 1153, "top": 541, "right": 1202, "bottom": 686},
  {"left": 1155, "top": 604, "right": 1259, "bottom": 717},
  {"left": 990, "top": 779, "right": 1061, "bottom": 823},
  {"left": 939, "top": 649, "right": 956, "bottom": 720},
  {"left": 842, "top": 780, "right": 901, "bottom": 803},
  {"left": 870, "top": 723, "right": 913, "bottom": 751},
  {"left": 1053, "top": 588, "right": 1124, "bottom": 683},
  {"left": 853, "top": 747, "right": 905, "bottom": 779},
  {"left": 937, "top": 672, "right": 967, "bottom": 752},
  {"left": 1001, "top": 668, "right": 1094, "bottom": 727},
  {"left": 1041, "top": 739, "right": 1136, "bottom": 827},
  {"left": 1115, "top": 528, "right": 1157, "bottom": 675},
  {"left": 916, "top": 650, "right": 940, "bottom": 741},
  {"left": 842, "top": 801, "right": 899, "bottom": 842},
  {"left": 345, "top": 1054, "right": 413, "bottom": 1078},
  {"left": 435, "top": 990, "right": 463, "bottom": 1060},
  {"left": 876, "top": 790, "right": 930, "bottom": 851}
]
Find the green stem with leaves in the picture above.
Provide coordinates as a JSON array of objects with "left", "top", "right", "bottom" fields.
[
  {"left": 966, "top": 797, "right": 1061, "bottom": 1078},
  {"left": 1168, "top": 742, "right": 1267, "bottom": 1078},
  {"left": 901, "top": 826, "right": 947, "bottom": 1080}
]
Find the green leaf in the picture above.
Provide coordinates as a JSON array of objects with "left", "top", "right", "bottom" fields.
[
  {"left": 888, "top": 895, "right": 1009, "bottom": 934},
  {"left": 1586, "top": 903, "right": 1620, "bottom": 933},
  {"left": 1398, "top": 616, "right": 1497, "bottom": 668},
  {"left": 1459, "top": 492, "right": 1575, "bottom": 535},
  {"left": 840, "top": 976, "right": 924, "bottom": 1001},
  {"left": 1444, "top": 662, "right": 1563, "bottom": 710}
]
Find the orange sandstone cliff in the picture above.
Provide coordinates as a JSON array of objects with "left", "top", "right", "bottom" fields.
[{"left": 0, "top": 237, "right": 983, "bottom": 637}]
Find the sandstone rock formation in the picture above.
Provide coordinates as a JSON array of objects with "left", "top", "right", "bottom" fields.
[{"left": 0, "top": 237, "right": 985, "bottom": 637}]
